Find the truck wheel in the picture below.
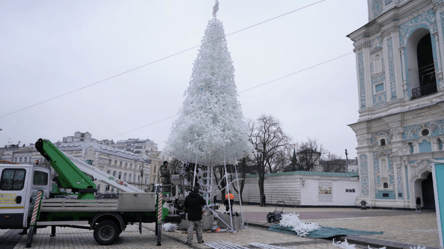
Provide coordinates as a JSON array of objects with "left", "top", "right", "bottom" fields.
[{"left": 94, "top": 220, "right": 119, "bottom": 245}]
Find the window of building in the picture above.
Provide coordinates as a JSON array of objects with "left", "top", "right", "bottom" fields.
[
  {"left": 97, "top": 184, "right": 101, "bottom": 191},
  {"left": 421, "top": 129, "right": 429, "bottom": 136},
  {"left": 19, "top": 157, "right": 22, "bottom": 162},
  {"left": 398, "top": 193, "right": 402, "bottom": 198},
  {"left": 129, "top": 174, "right": 132, "bottom": 182},
  {"left": 123, "top": 173, "right": 127, "bottom": 181},
  {"left": 375, "top": 83, "right": 384, "bottom": 93},
  {"left": 113, "top": 171, "right": 117, "bottom": 177},
  {"left": 384, "top": 0, "right": 393, "bottom": 6},
  {"left": 409, "top": 142, "right": 414, "bottom": 154},
  {"left": 382, "top": 193, "right": 389, "bottom": 197},
  {"left": 380, "top": 139, "right": 386, "bottom": 146},
  {"left": 409, "top": 32, "right": 437, "bottom": 99},
  {"left": 1, "top": 169, "right": 26, "bottom": 190},
  {"left": 374, "top": 54, "right": 382, "bottom": 74},
  {"left": 439, "top": 138, "right": 443, "bottom": 150},
  {"left": 106, "top": 185, "right": 110, "bottom": 191},
  {"left": 383, "top": 182, "right": 388, "bottom": 188},
  {"left": 107, "top": 170, "right": 111, "bottom": 174},
  {"left": 24, "top": 157, "right": 27, "bottom": 162},
  {"left": 118, "top": 172, "right": 122, "bottom": 180}
]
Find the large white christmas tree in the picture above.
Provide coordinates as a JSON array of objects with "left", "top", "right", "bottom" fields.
[{"left": 163, "top": 9, "right": 252, "bottom": 166}]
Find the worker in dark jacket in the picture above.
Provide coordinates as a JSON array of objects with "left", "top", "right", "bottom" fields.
[{"left": 184, "top": 186, "right": 206, "bottom": 245}]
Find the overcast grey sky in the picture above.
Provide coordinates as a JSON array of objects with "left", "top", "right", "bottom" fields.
[{"left": 0, "top": 0, "right": 368, "bottom": 159}]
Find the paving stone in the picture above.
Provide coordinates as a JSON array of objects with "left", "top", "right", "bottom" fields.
[{"left": 0, "top": 205, "right": 440, "bottom": 248}]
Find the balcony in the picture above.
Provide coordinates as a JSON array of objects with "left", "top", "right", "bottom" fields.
[{"left": 411, "top": 64, "right": 437, "bottom": 99}]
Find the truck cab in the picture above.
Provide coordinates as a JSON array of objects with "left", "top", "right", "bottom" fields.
[{"left": 0, "top": 164, "right": 51, "bottom": 229}]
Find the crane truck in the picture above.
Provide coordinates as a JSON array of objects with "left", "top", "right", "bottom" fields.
[{"left": 0, "top": 139, "right": 181, "bottom": 247}]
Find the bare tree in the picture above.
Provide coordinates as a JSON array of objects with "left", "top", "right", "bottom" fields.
[
  {"left": 268, "top": 147, "right": 291, "bottom": 173},
  {"left": 296, "top": 138, "right": 324, "bottom": 171},
  {"left": 283, "top": 147, "right": 298, "bottom": 172},
  {"left": 249, "top": 115, "right": 290, "bottom": 205},
  {"left": 229, "top": 157, "right": 250, "bottom": 202}
]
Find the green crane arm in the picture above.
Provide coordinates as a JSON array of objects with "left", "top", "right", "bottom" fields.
[{"left": 35, "top": 138, "right": 96, "bottom": 199}]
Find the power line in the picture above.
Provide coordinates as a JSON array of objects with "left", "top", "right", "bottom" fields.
[
  {"left": 110, "top": 51, "right": 353, "bottom": 138},
  {"left": 110, "top": 114, "right": 179, "bottom": 139},
  {"left": 0, "top": 0, "right": 326, "bottom": 119},
  {"left": 239, "top": 52, "right": 353, "bottom": 93}
]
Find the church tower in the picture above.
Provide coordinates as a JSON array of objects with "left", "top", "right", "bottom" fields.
[{"left": 348, "top": 0, "right": 444, "bottom": 209}]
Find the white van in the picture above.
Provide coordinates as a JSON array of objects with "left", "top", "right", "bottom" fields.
[{"left": 0, "top": 164, "right": 51, "bottom": 229}]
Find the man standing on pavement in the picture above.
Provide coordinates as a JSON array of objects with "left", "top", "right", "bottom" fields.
[
  {"left": 184, "top": 186, "right": 206, "bottom": 245},
  {"left": 416, "top": 195, "right": 421, "bottom": 212}
]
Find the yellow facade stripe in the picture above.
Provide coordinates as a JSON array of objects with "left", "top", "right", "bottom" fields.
[{"left": 0, "top": 206, "right": 24, "bottom": 209}]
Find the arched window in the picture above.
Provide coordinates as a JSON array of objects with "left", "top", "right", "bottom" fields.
[
  {"left": 123, "top": 173, "right": 127, "bottom": 181},
  {"left": 380, "top": 139, "right": 386, "bottom": 146},
  {"left": 128, "top": 174, "right": 132, "bottom": 182},
  {"left": 438, "top": 138, "right": 443, "bottom": 150},
  {"left": 409, "top": 142, "right": 414, "bottom": 154},
  {"left": 138, "top": 175, "right": 141, "bottom": 183},
  {"left": 383, "top": 182, "right": 388, "bottom": 188},
  {"left": 407, "top": 30, "right": 437, "bottom": 99},
  {"left": 113, "top": 171, "right": 117, "bottom": 177},
  {"left": 19, "top": 157, "right": 22, "bottom": 162},
  {"left": 106, "top": 185, "right": 110, "bottom": 191},
  {"left": 118, "top": 172, "right": 122, "bottom": 180},
  {"left": 107, "top": 170, "right": 111, "bottom": 174}
]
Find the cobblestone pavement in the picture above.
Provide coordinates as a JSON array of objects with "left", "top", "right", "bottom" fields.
[
  {"left": 240, "top": 205, "right": 440, "bottom": 248},
  {"left": 0, "top": 205, "right": 439, "bottom": 248},
  {"left": 3, "top": 224, "right": 355, "bottom": 249}
]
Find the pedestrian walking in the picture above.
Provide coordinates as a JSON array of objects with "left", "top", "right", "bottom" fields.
[
  {"left": 184, "top": 186, "right": 206, "bottom": 245},
  {"left": 416, "top": 195, "right": 421, "bottom": 212}
]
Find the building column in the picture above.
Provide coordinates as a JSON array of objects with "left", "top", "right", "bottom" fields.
[
  {"left": 394, "top": 163, "right": 399, "bottom": 199},
  {"left": 399, "top": 47, "right": 408, "bottom": 98},
  {"left": 435, "top": 7, "right": 444, "bottom": 90},
  {"left": 401, "top": 160, "right": 408, "bottom": 202},
  {"left": 363, "top": 47, "right": 373, "bottom": 108}
]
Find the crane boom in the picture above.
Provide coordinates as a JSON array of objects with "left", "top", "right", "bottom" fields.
[{"left": 35, "top": 138, "right": 96, "bottom": 199}]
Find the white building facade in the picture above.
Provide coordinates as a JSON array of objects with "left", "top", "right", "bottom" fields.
[{"left": 349, "top": 0, "right": 444, "bottom": 209}]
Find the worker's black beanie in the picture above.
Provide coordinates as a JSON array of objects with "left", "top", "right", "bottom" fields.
[{"left": 193, "top": 186, "right": 199, "bottom": 193}]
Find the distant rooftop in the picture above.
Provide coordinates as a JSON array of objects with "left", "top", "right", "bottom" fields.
[{"left": 246, "top": 171, "right": 359, "bottom": 178}]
